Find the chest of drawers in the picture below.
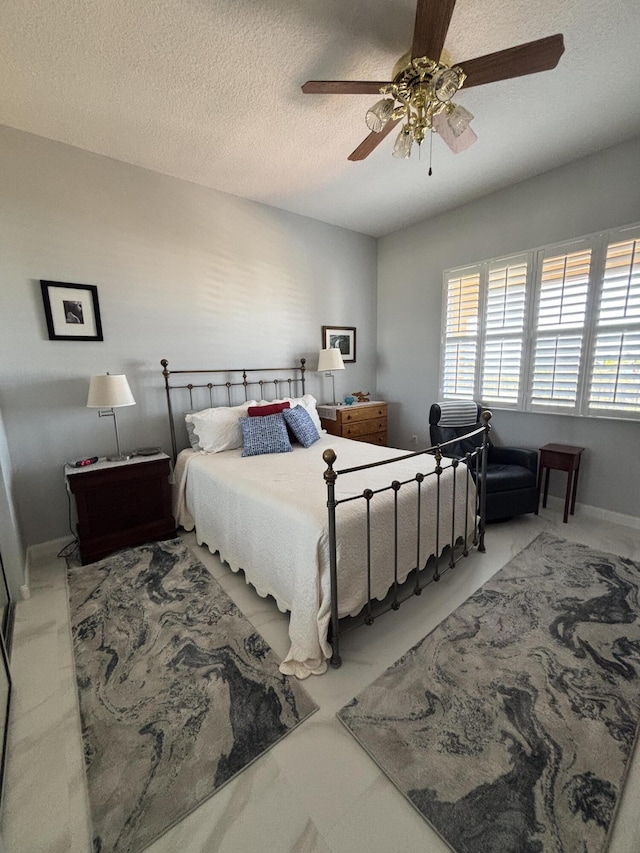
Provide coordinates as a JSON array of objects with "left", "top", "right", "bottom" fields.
[{"left": 319, "top": 402, "right": 387, "bottom": 446}]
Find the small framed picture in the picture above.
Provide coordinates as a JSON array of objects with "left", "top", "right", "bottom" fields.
[
  {"left": 322, "top": 326, "right": 356, "bottom": 363},
  {"left": 40, "top": 281, "right": 103, "bottom": 341}
]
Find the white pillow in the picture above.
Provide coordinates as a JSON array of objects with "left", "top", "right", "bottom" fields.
[
  {"left": 184, "top": 412, "right": 202, "bottom": 451},
  {"left": 186, "top": 401, "right": 257, "bottom": 453},
  {"left": 271, "top": 394, "right": 323, "bottom": 434}
]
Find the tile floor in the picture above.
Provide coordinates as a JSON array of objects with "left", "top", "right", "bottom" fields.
[{"left": 3, "top": 504, "right": 640, "bottom": 853}]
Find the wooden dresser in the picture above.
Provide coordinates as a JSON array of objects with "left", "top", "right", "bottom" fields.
[{"left": 319, "top": 402, "right": 387, "bottom": 446}]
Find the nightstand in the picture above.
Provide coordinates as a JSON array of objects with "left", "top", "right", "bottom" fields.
[
  {"left": 65, "top": 453, "right": 176, "bottom": 564},
  {"left": 318, "top": 401, "right": 388, "bottom": 446},
  {"left": 536, "top": 443, "right": 585, "bottom": 524}
]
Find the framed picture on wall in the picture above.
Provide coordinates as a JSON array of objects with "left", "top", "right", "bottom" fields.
[
  {"left": 40, "top": 281, "right": 104, "bottom": 341},
  {"left": 322, "top": 326, "right": 356, "bottom": 363}
]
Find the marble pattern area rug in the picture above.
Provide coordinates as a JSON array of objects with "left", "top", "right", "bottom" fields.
[
  {"left": 68, "top": 537, "right": 317, "bottom": 853},
  {"left": 338, "top": 532, "right": 640, "bottom": 853}
]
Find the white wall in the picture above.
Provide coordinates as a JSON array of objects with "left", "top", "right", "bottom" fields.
[
  {"left": 0, "top": 126, "right": 378, "bottom": 561},
  {"left": 377, "top": 136, "right": 640, "bottom": 519}
]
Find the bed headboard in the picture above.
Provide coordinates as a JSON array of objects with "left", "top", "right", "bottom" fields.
[{"left": 160, "top": 358, "right": 307, "bottom": 460}]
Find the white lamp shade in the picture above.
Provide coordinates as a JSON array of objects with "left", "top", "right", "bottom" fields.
[
  {"left": 87, "top": 374, "right": 136, "bottom": 408},
  {"left": 317, "top": 348, "right": 345, "bottom": 372}
]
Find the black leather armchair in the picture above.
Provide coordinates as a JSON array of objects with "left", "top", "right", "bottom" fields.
[{"left": 429, "top": 402, "right": 538, "bottom": 523}]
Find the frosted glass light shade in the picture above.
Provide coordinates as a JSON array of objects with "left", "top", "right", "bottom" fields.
[
  {"left": 447, "top": 104, "right": 474, "bottom": 137},
  {"left": 433, "top": 67, "right": 464, "bottom": 102},
  {"left": 433, "top": 109, "right": 477, "bottom": 153},
  {"left": 365, "top": 98, "right": 395, "bottom": 133},
  {"left": 317, "top": 349, "right": 345, "bottom": 372},
  {"left": 87, "top": 374, "right": 136, "bottom": 408},
  {"left": 392, "top": 126, "right": 413, "bottom": 159}
]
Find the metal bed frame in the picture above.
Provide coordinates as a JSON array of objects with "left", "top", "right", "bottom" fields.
[
  {"left": 161, "top": 357, "right": 307, "bottom": 461},
  {"left": 161, "top": 358, "right": 490, "bottom": 670}
]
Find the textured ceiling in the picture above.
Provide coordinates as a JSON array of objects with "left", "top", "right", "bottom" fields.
[{"left": 2, "top": 0, "right": 640, "bottom": 237}]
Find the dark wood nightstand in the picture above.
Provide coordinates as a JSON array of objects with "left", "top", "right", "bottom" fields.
[
  {"left": 65, "top": 453, "right": 176, "bottom": 565},
  {"left": 537, "top": 443, "right": 585, "bottom": 523},
  {"left": 318, "top": 402, "right": 388, "bottom": 446}
]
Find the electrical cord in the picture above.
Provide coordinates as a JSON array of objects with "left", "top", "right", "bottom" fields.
[{"left": 58, "top": 464, "right": 79, "bottom": 562}]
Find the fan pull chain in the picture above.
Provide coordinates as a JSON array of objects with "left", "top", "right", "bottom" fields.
[{"left": 428, "top": 130, "right": 433, "bottom": 176}]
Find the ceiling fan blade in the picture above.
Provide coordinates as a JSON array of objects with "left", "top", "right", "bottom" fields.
[
  {"left": 459, "top": 34, "right": 565, "bottom": 89},
  {"left": 348, "top": 118, "right": 401, "bottom": 161},
  {"left": 302, "top": 81, "right": 391, "bottom": 95},
  {"left": 412, "top": 0, "right": 457, "bottom": 61}
]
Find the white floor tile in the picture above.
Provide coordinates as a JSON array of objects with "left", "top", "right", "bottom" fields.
[{"left": 3, "top": 508, "right": 640, "bottom": 853}]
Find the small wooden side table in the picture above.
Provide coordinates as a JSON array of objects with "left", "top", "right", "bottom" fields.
[{"left": 537, "top": 444, "right": 585, "bottom": 523}]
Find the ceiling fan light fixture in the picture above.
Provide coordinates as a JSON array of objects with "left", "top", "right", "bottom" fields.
[
  {"left": 365, "top": 98, "right": 395, "bottom": 133},
  {"left": 446, "top": 103, "right": 474, "bottom": 137},
  {"left": 391, "top": 104, "right": 408, "bottom": 122},
  {"left": 302, "top": 1, "right": 564, "bottom": 165},
  {"left": 392, "top": 126, "right": 413, "bottom": 159}
]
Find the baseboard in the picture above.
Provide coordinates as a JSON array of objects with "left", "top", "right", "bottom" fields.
[
  {"left": 21, "top": 536, "right": 76, "bottom": 598},
  {"left": 544, "top": 495, "right": 640, "bottom": 531},
  {"left": 27, "top": 536, "right": 73, "bottom": 566}
]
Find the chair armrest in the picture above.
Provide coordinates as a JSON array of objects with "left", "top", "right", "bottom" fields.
[{"left": 489, "top": 446, "right": 538, "bottom": 474}]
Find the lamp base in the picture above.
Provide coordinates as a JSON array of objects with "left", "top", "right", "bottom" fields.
[{"left": 106, "top": 453, "right": 134, "bottom": 462}]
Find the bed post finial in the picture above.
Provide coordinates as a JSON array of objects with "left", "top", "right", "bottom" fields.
[
  {"left": 300, "top": 357, "right": 306, "bottom": 393},
  {"left": 322, "top": 448, "right": 336, "bottom": 474}
]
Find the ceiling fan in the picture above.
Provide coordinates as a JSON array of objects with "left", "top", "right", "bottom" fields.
[{"left": 301, "top": 0, "right": 564, "bottom": 163}]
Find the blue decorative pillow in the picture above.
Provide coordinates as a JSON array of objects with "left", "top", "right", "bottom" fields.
[
  {"left": 239, "top": 413, "right": 292, "bottom": 457},
  {"left": 283, "top": 405, "right": 320, "bottom": 448}
]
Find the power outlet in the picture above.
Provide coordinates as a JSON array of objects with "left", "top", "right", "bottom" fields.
[{"left": 410, "top": 435, "right": 418, "bottom": 446}]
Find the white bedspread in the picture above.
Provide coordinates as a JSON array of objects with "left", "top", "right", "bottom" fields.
[{"left": 173, "top": 436, "right": 476, "bottom": 678}]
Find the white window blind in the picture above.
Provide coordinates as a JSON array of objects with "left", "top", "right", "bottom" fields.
[
  {"left": 481, "top": 257, "right": 527, "bottom": 404},
  {"left": 530, "top": 248, "right": 591, "bottom": 410},
  {"left": 588, "top": 236, "right": 640, "bottom": 413},
  {"left": 442, "top": 268, "right": 480, "bottom": 398},
  {"left": 440, "top": 223, "right": 640, "bottom": 421}
]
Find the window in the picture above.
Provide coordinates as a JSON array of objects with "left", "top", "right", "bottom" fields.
[
  {"left": 440, "top": 225, "right": 640, "bottom": 420},
  {"left": 442, "top": 268, "right": 479, "bottom": 398},
  {"left": 530, "top": 245, "right": 591, "bottom": 411},
  {"left": 481, "top": 256, "right": 527, "bottom": 405}
]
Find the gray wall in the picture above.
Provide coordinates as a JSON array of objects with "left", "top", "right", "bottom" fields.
[
  {"left": 0, "top": 126, "right": 378, "bottom": 572},
  {"left": 377, "top": 136, "right": 640, "bottom": 519},
  {"left": 2, "top": 125, "right": 639, "bottom": 584},
  {"left": 0, "top": 407, "right": 25, "bottom": 599}
]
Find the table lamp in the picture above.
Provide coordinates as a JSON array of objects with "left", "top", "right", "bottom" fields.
[
  {"left": 317, "top": 348, "right": 345, "bottom": 405},
  {"left": 87, "top": 373, "right": 136, "bottom": 460}
]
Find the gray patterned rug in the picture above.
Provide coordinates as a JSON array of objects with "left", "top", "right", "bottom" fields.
[
  {"left": 338, "top": 532, "right": 640, "bottom": 853},
  {"left": 68, "top": 537, "right": 317, "bottom": 853}
]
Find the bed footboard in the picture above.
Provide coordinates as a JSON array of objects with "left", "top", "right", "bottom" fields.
[{"left": 324, "top": 412, "right": 491, "bottom": 668}]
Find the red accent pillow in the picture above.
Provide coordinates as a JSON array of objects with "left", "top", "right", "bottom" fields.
[{"left": 247, "top": 401, "right": 291, "bottom": 417}]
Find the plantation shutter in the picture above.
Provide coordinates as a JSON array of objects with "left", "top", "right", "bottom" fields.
[
  {"left": 481, "top": 256, "right": 527, "bottom": 405},
  {"left": 588, "top": 235, "right": 640, "bottom": 414},
  {"left": 442, "top": 268, "right": 480, "bottom": 398},
  {"left": 531, "top": 247, "right": 591, "bottom": 411}
]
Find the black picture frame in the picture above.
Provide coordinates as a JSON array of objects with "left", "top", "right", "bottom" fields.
[
  {"left": 40, "top": 280, "right": 103, "bottom": 342},
  {"left": 322, "top": 326, "right": 356, "bottom": 363}
]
